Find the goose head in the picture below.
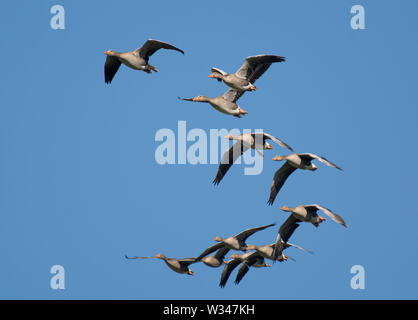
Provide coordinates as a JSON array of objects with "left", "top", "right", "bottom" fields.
[{"left": 104, "top": 50, "right": 117, "bottom": 56}]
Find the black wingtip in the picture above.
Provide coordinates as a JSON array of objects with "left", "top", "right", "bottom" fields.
[
  {"left": 267, "top": 199, "right": 274, "bottom": 206},
  {"left": 212, "top": 178, "right": 221, "bottom": 186}
]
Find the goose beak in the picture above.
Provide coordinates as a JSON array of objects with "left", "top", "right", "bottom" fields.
[
  {"left": 187, "top": 270, "right": 194, "bottom": 275},
  {"left": 281, "top": 206, "right": 290, "bottom": 212},
  {"left": 208, "top": 74, "right": 214, "bottom": 78},
  {"left": 250, "top": 85, "right": 257, "bottom": 91},
  {"left": 265, "top": 144, "right": 273, "bottom": 150},
  {"left": 104, "top": 50, "right": 111, "bottom": 55},
  {"left": 265, "top": 263, "right": 271, "bottom": 267}
]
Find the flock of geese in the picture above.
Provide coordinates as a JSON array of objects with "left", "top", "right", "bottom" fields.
[{"left": 106, "top": 39, "right": 348, "bottom": 287}]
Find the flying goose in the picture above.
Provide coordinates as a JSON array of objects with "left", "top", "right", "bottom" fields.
[
  {"left": 245, "top": 242, "right": 313, "bottom": 261},
  {"left": 213, "top": 132, "right": 294, "bottom": 185},
  {"left": 125, "top": 254, "right": 197, "bottom": 275},
  {"left": 219, "top": 252, "right": 273, "bottom": 287},
  {"left": 104, "top": 39, "right": 184, "bottom": 83},
  {"left": 178, "top": 88, "right": 248, "bottom": 118},
  {"left": 196, "top": 223, "right": 275, "bottom": 267},
  {"left": 272, "top": 204, "right": 347, "bottom": 259},
  {"left": 268, "top": 153, "right": 342, "bottom": 205},
  {"left": 209, "top": 55, "right": 286, "bottom": 94}
]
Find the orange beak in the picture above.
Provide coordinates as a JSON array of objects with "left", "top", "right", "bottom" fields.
[
  {"left": 187, "top": 270, "right": 194, "bottom": 275},
  {"left": 265, "top": 144, "right": 273, "bottom": 150},
  {"left": 104, "top": 50, "right": 110, "bottom": 55},
  {"left": 208, "top": 74, "right": 214, "bottom": 78},
  {"left": 265, "top": 263, "right": 271, "bottom": 267},
  {"left": 281, "top": 206, "right": 289, "bottom": 211},
  {"left": 192, "top": 97, "right": 199, "bottom": 101}
]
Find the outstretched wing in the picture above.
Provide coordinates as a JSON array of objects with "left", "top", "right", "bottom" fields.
[
  {"left": 221, "top": 88, "right": 245, "bottom": 103},
  {"left": 178, "top": 257, "right": 199, "bottom": 267},
  {"left": 196, "top": 243, "right": 224, "bottom": 261},
  {"left": 234, "top": 223, "right": 276, "bottom": 242},
  {"left": 136, "top": 39, "right": 184, "bottom": 62},
  {"left": 211, "top": 67, "right": 228, "bottom": 78},
  {"left": 213, "top": 142, "right": 250, "bottom": 185},
  {"left": 235, "top": 55, "right": 285, "bottom": 83},
  {"left": 299, "top": 153, "right": 342, "bottom": 170},
  {"left": 306, "top": 204, "right": 347, "bottom": 227},
  {"left": 219, "top": 259, "right": 241, "bottom": 288},
  {"left": 268, "top": 162, "right": 297, "bottom": 205},
  {"left": 214, "top": 247, "right": 231, "bottom": 261},
  {"left": 234, "top": 253, "right": 261, "bottom": 284},
  {"left": 273, "top": 215, "right": 301, "bottom": 260},
  {"left": 285, "top": 242, "right": 314, "bottom": 255},
  {"left": 104, "top": 56, "right": 121, "bottom": 84},
  {"left": 253, "top": 132, "right": 294, "bottom": 152}
]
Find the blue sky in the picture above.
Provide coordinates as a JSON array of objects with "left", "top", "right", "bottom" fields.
[{"left": 1, "top": 0, "right": 417, "bottom": 299}]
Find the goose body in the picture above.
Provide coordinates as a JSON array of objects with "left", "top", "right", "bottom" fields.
[{"left": 179, "top": 88, "right": 248, "bottom": 118}]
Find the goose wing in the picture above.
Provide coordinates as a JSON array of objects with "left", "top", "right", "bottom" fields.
[
  {"left": 213, "top": 141, "right": 250, "bottom": 185},
  {"left": 268, "top": 162, "right": 297, "bottom": 205},
  {"left": 253, "top": 132, "right": 294, "bottom": 151},
  {"left": 219, "top": 259, "right": 241, "bottom": 288},
  {"left": 299, "top": 153, "right": 342, "bottom": 170},
  {"left": 178, "top": 257, "right": 199, "bottom": 267},
  {"left": 235, "top": 55, "right": 285, "bottom": 82},
  {"left": 211, "top": 67, "right": 228, "bottom": 76},
  {"left": 136, "top": 39, "right": 184, "bottom": 62},
  {"left": 104, "top": 56, "right": 121, "bottom": 84},
  {"left": 305, "top": 204, "right": 347, "bottom": 227},
  {"left": 221, "top": 88, "right": 245, "bottom": 103},
  {"left": 234, "top": 223, "right": 276, "bottom": 242},
  {"left": 214, "top": 246, "right": 231, "bottom": 261},
  {"left": 273, "top": 215, "right": 301, "bottom": 260},
  {"left": 234, "top": 253, "right": 262, "bottom": 285},
  {"left": 196, "top": 243, "right": 225, "bottom": 261}
]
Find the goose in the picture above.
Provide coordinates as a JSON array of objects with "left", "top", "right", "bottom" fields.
[
  {"left": 213, "top": 132, "right": 294, "bottom": 185},
  {"left": 245, "top": 242, "right": 313, "bottom": 261},
  {"left": 196, "top": 223, "right": 275, "bottom": 267},
  {"left": 178, "top": 88, "right": 248, "bottom": 118},
  {"left": 209, "top": 55, "right": 285, "bottom": 93},
  {"left": 268, "top": 153, "right": 342, "bottom": 205},
  {"left": 125, "top": 254, "right": 197, "bottom": 275},
  {"left": 219, "top": 252, "right": 272, "bottom": 287},
  {"left": 104, "top": 39, "right": 184, "bottom": 83},
  {"left": 272, "top": 204, "right": 347, "bottom": 259}
]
